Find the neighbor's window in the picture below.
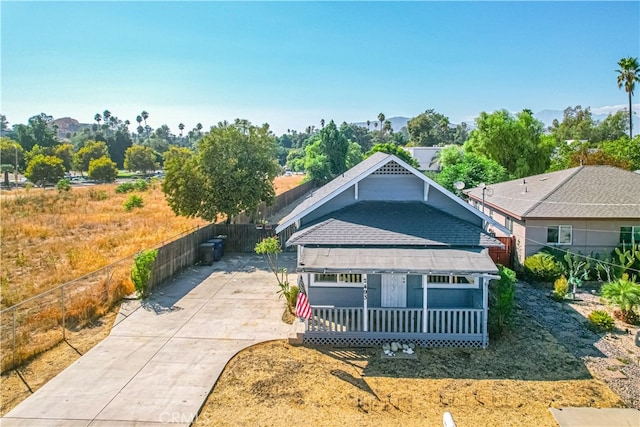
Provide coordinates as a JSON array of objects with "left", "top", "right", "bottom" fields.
[
  {"left": 620, "top": 226, "right": 640, "bottom": 246},
  {"left": 505, "top": 217, "right": 513, "bottom": 232},
  {"left": 547, "top": 225, "right": 572, "bottom": 245}
]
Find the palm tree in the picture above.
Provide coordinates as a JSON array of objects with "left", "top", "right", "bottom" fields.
[
  {"left": 378, "top": 113, "right": 385, "bottom": 132},
  {"left": 94, "top": 113, "right": 102, "bottom": 128},
  {"left": 383, "top": 119, "right": 392, "bottom": 134},
  {"left": 616, "top": 57, "right": 640, "bottom": 138},
  {"left": 601, "top": 276, "right": 640, "bottom": 324},
  {"left": 141, "top": 111, "right": 150, "bottom": 139},
  {"left": 366, "top": 120, "right": 371, "bottom": 131},
  {"left": 178, "top": 123, "right": 185, "bottom": 136}
]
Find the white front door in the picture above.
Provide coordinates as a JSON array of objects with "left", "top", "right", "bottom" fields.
[{"left": 381, "top": 274, "right": 407, "bottom": 307}]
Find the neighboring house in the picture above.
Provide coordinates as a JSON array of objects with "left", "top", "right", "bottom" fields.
[
  {"left": 404, "top": 146, "right": 443, "bottom": 171},
  {"left": 275, "top": 153, "right": 509, "bottom": 348},
  {"left": 464, "top": 166, "right": 640, "bottom": 266}
]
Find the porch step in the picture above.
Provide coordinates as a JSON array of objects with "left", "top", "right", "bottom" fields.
[{"left": 288, "top": 319, "right": 306, "bottom": 345}]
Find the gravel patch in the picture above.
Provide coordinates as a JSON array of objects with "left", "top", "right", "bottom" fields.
[{"left": 516, "top": 281, "right": 640, "bottom": 409}]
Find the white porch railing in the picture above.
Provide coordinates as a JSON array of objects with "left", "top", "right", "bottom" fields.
[{"left": 308, "top": 306, "right": 483, "bottom": 335}]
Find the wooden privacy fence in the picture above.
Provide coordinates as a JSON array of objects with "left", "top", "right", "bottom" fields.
[
  {"left": 0, "top": 181, "right": 312, "bottom": 372},
  {"left": 230, "top": 180, "right": 315, "bottom": 224}
]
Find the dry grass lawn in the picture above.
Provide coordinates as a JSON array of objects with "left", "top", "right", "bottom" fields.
[
  {"left": 196, "top": 311, "right": 624, "bottom": 427},
  {"left": 0, "top": 174, "right": 305, "bottom": 308}
]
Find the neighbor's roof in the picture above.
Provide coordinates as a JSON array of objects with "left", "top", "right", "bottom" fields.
[
  {"left": 298, "top": 247, "right": 498, "bottom": 274},
  {"left": 287, "top": 201, "right": 503, "bottom": 248},
  {"left": 465, "top": 166, "right": 640, "bottom": 219},
  {"left": 276, "top": 152, "right": 509, "bottom": 235}
]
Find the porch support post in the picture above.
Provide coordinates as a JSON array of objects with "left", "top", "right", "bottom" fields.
[
  {"left": 482, "top": 277, "right": 488, "bottom": 348},
  {"left": 305, "top": 273, "right": 311, "bottom": 331},
  {"left": 422, "top": 275, "right": 428, "bottom": 333},
  {"left": 362, "top": 274, "right": 368, "bottom": 332}
]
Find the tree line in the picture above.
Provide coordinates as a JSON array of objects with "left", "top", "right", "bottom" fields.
[{"left": 0, "top": 56, "right": 637, "bottom": 225}]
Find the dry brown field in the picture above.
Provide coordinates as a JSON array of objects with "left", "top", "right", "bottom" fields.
[{"left": 0, "top": 174, "right": 304, "bottom": 308}]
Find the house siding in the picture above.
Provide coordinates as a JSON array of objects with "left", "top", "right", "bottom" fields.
[
  {"left": 358, "top": 175, "right": 423, "bottom": 201},
  {"left": 524, "top": 219, "right": 640, "bottom": 259},
  {"left": 309, "top": 274, "right": 482, "bottom": 309}
]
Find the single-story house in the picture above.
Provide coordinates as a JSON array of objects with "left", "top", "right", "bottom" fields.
[
  {"left": 464, "top": 166, "right": 640, "bottom": 265},
  {"left": 275, "top": 153, "right": 510, "bottom": 348}
]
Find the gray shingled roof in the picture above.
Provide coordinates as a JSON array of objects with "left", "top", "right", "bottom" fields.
[
  {"left": 287, "top": 201, "right": 503, "bottom": 247},
  {"left": 465, "top": 166, "right": 640, "bottom": 219},
  {"left": 276, "top": 152, "right": 511, "bottom": 235},
  {"left": 276, "top": 152, "right": 391, "bottom": 232},
  {"left": 298, "top": 247, "right": 498, "bottom": 274}
]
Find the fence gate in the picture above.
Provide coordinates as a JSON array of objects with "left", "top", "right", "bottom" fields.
[{"left": 488, "top": 236, "right": 514, "bottom": 268}]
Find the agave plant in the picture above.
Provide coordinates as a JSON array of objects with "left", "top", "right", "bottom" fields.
[{"left": 601, "top": 276, "right": 640, "bottom": 324}]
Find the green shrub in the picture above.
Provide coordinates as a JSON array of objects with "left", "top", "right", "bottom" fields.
[
  {"left": 124, "top": 195, "right": 144, "bottom": 211},
  {"left": 601, "top": 276, "right": 640, "bottom": 325},
  {"left": 488, "top": 265, "right": 517, "bottom": 337},
  {"left": 133, "top": 179, "right": 148, "bottom": 191},
  {"left": 523, "top": 253, "right": 562, "bottom": 283},
  {"left": 88, "top": 188, "right": 108, "bottom": 201},
  {"left": 553, "top": 275, "right": 569, "bottom": 301},
  {"left": 115, "top": 182, "right": 135, "bottom": 193},
  {"left": 131, "top": 249, "right": 158, "bottom": 298},
  {"left": 56, "top": 178, "right": 71, "bottom": 193},
  {"left": 587, "top": 310, "right": 615, "bottom": 332},
  {"left": 116, "top": 179, "right": 149, "bottom": 194},
  {"left": 284, "top": 285, "right": 299, "bottom": 312}
]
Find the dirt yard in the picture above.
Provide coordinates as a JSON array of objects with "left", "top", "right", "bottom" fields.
[{"left": 194, "top": 290, "right": 627, "bottom": 427}]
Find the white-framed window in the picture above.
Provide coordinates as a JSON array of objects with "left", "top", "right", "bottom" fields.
[
  {"left": 547, "top": 225, "right": 572, "bottom": 245},
  {"left": 312, "top": 273, "right": 362, "bottom": 287},
  {"left": 620, "top": 226, "right": 640, "bottom": 246},
  {"left": 505, "top": 217, "right": 513, "bottom": 232},
  {"left": 425, "top": 274, "right": 478, "bottom": 289}
]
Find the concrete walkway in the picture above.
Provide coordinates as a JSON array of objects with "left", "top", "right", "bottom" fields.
[{"left": 2, "top": 254, "right": 298, "bottom": 426}]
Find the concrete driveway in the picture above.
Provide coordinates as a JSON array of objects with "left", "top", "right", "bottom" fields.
[{"left": 1, "top": 253, "right": 298, "bottom": 426}]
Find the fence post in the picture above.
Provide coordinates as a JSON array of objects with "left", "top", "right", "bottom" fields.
[{"left": 61, "top": 285, "right": 66, "bottom": 341}]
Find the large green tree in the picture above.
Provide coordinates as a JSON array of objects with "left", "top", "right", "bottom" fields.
[
  {"left": 124, "top": 145, "right": 158, "bottom": 174},
  {"left": 436, "top": 146, "right": 511, "bottom": 196},
  {"left": 162, "top": 119, "right": 279, "bottom": 222},
  {"left": 465, "top": 109, "right": 553, "bottom": 178},
  {"left": 88, "top": 156, "right": 118, "bottom": 183},
  {"left": 406, "top": 109, "right": 454, "bottom": 147},
  {"left": 25, "top": 154, "right": 65, "bottom": 187},
  {"left": 616, "top": 56, "right": 640, "bottom": 138},
  {"left": 319, "top": 120, "right": 349, "bottom": 176},
  {"left": 74, "top": 140, "right": 110, "bottom": 173},
  {"left": 365, "top": 142, "right": 420, "bottom": 168},
  {"left": 13, "top": 113, "right": 59, "bottom": 151}
]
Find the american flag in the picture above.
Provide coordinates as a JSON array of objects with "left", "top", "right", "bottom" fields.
[{"left": 295, "top": 276, "right": 312, "bottom": 320}]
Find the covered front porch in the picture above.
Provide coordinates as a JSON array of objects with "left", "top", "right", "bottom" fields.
[{"left": 297, "top": 247, "right": 499, "bottom": 348}]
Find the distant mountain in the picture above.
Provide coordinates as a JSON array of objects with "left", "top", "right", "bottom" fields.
[
  {"left": 353, "top": 116, "right": 410, "bottom": 133},
  {"left": 51, "top": 117, "right": 90, "bottom": 139}
]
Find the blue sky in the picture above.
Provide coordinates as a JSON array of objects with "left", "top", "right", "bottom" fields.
[{"left": 2, "top": 1, "right": 639, "bottom": 135}]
